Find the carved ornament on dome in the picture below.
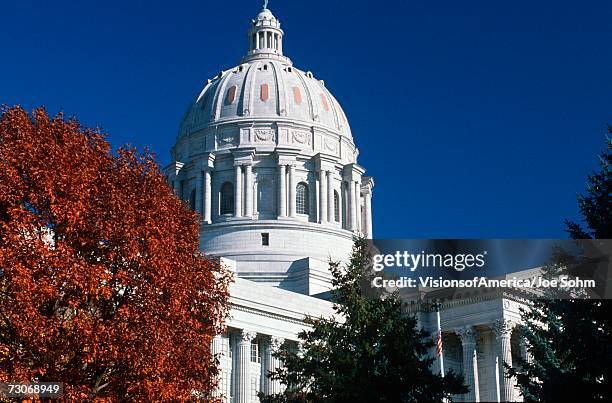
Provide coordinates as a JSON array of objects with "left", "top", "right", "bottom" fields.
[
  {"left": 291, "top": 130, "right": 311, "bottom": 146},
  {"left": 218, "top": 132, "right": 237, "bottom": 145},
  {"left": 324, "top": 138, "right": 338, "bottom": 153},
  {"left": 254, "top": 128, "right": 275, "bottom": 142}
]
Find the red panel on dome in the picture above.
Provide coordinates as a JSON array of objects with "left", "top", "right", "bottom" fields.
[
  {"left": 225, "top": 85, "right": 237, "bottom": 105},
  {"left": 293, "top": 86, "right": 302, "bottom": 104},
  {"left": 260, "top": 83, "right": 269, "bottom": 101},
  {"left": 320, "top": 94, "right": 329, "bottom": 111}
]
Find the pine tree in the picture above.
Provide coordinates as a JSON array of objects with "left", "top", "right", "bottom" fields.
[
  {"left": 510, "top": 131, "right": 612, "bottom": 402},
  {"left": 565, "top": 128, "right": 612, "bottom": 239},
  {"left": 259, "top": 238, "right": 467, "bottom": 403}
]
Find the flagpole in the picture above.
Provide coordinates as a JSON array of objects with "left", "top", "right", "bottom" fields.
[{"left": 435, "top": 302, "right": 445, "bottom": 377}]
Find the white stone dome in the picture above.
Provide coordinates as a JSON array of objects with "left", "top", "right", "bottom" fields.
[
  {"left": 178, "top": 7, "right": 352, "bottom": 141},
  {"left": 166, "top": 6, "right": 373, "bottom": 296}
]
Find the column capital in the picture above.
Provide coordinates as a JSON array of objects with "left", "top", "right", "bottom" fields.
[
  {"left": 314, "top": 152, "right": 336, "bottom": 171},
  {"left": 232, "top": 148, "right": 255, "bottom": 166},
  {"left": 361, "top": 176, "right": 375, "bottom": 194},
  {"left": 166, "top": 160, "right": 185, "bottom": 178},
  {"left": 269, "top": 336, "right": 285, "bottom": 350},
  {"left": 456, "top": 326, "right": 477, "bottom": 345},
  {"left": 238, "top": 329, "right": 257, "bottom": 343},
  {"left": 234, "top": 160, "right": 254, "bottom": 167},
  {"left": 279, "top": 160, "right": 297, "bottom": 168},
  {"left": 493, "top": 319, "right": 515, "bottom": 338},
  {"left": 275, "top": 147, "right": 300, "bottom": 165},
  {"left": 197, "top": 152, "right": 216, "bottom": 171},
  {"left": 342, "top": 162, "right": 365, "bottom": 181}
]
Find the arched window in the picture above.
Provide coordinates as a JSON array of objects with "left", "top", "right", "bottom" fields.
[
  {"left": 296, "top": 182, "right": 309, "bottom": 215},
  {"left": 220, "top": 182, "right": 234, "bottom": 215},
  {"left": 189, "top": 189, "right": 196, "bottom": 211},
  {"left": 334, "top": 190, "right": 340, "bottom": 222}
]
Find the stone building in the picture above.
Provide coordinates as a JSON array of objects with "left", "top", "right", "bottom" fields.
[{"left": 165, "top": 4, "right": 528, "bottom": 402}]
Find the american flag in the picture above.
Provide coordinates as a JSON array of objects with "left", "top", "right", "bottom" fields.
[{"left": 436, "top": 329, "right": 443, "bottom": 356}]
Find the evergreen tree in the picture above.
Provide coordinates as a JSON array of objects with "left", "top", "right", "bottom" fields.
[
  {"left": 510, "top": 131, "right": 612, "bottom": 402},
  {"left": 259, "top": 238, "right": 467, "bottom": 403},
  {"left": 565, "top": 128, "right": 612, "bottom": 239}
]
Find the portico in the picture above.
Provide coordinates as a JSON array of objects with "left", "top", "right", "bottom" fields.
[{"left": 415, "top": 297, "right": 529, "bottom": 402}]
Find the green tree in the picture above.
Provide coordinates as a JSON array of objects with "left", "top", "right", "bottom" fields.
[
  {"left": 510, "top": 131, "right": 612, "bottom": 402},
  {"left": 259, "top": 238, "right": 467, "bottom": 403},
  {"left": 565, "top": 128, "right": 612, "bottom": 239}
]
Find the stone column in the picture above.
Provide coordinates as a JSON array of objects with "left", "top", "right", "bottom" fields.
[
  {"left": 204, "top": 169, "right": 212, "bottom": 223},
  {"left": 519, "top": 337, "right": 532, "bottom": 366},
  {"left": 457, "top": 326, "right": 479, "bottom": 402},
  {"left": 263, "top": 336, "right": 285, "bottom": 396},
  {"left": 211, "top": 335, "right": 223, "bottom": 398},
  {"left": 327, "top": 171, "right": 334, "bottom": 222},
  {"left": 319, "top": 170, "right": 327, "bottom": 223},
  {"left": 494, "top": 319, "right": 514, "bottom": 402},
  {"left": 288, "top": 164, "right": 296, "bottom": 217},
  {"left": 195, "top": 171, "right": 203, "bottom": 216},
  {"left": 348, "top": 181, "right": 357, "bottom": 231},
  {"left": 235, "top": 330, "right": 256, "bottom": 403},
  {"left": 278, "top": 164, "right": 286, "bottom": 217},
  {"left": 173, "top": 178, "right": 181, "bottom": 198},
  {"left": 364, "top": 189, "right": 373, "bottom": 238},
  {"left": 354, "top": 181, "right": 361, "bottom": 232},
  {"left": 244, "top": 164, "right": 253, "bottom": 218},
  {"left": 234, "top": 165, "right": 242, "bottom": 217}
]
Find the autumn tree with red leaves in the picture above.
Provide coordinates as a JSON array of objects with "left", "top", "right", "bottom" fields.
[{"left": 0, "top": 106, "right": 231, "bottom": 400}]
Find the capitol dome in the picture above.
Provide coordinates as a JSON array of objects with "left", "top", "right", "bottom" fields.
[
  {"left": 178, "top": 6, "right": 352, "bottom": 145},
  {"left": 166, "top": 4, "right": 373, "bottom": 296}
]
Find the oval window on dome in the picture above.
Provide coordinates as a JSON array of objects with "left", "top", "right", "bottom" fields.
[
  {"left": 320, "top": 94, "right": 330, "bottom": 112},
  {"left": 260, "top": 83, "right": 269, "bottom": 102},
  {"left": 293, "top": 87, "right": 302, "bottom": 105},
  {"left": 225, "top": 85, "right": 237, "bottom": 105}
]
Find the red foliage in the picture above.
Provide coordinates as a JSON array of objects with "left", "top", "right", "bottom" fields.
[{"left": 0, "top": 106, "right": 231, "bottom": 400}]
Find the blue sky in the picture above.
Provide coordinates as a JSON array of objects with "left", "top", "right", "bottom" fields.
[{"left": 1, "top": 0, "right": 610, "bottom": 238}]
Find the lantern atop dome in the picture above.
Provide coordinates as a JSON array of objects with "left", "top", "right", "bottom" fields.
[{"left": 242, "top": 2, "right": 291, "bottom": 64}]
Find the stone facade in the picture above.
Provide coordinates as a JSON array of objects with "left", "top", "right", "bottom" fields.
[{"left": 166, "top": 5, "right": 529, "bottom": 402}]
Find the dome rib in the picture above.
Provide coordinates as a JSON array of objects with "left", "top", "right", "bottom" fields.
[
  {"left": 211, "top": 70, "right": 233, "bottom": 121},
  {"left": 293, "top": 69, "right": 317, "bottom": 123},
  {"left": 241, "top": 61, "right": 259, "bottom": 116},
  {"left": 320, "top": 84, "right": 341, "bottom": 131},
  {"left": 270, "top": 61, "right": 287, "bottom": 117},
  {"left": 196, "top": 79, "right": 214, "bottom": 104}
]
